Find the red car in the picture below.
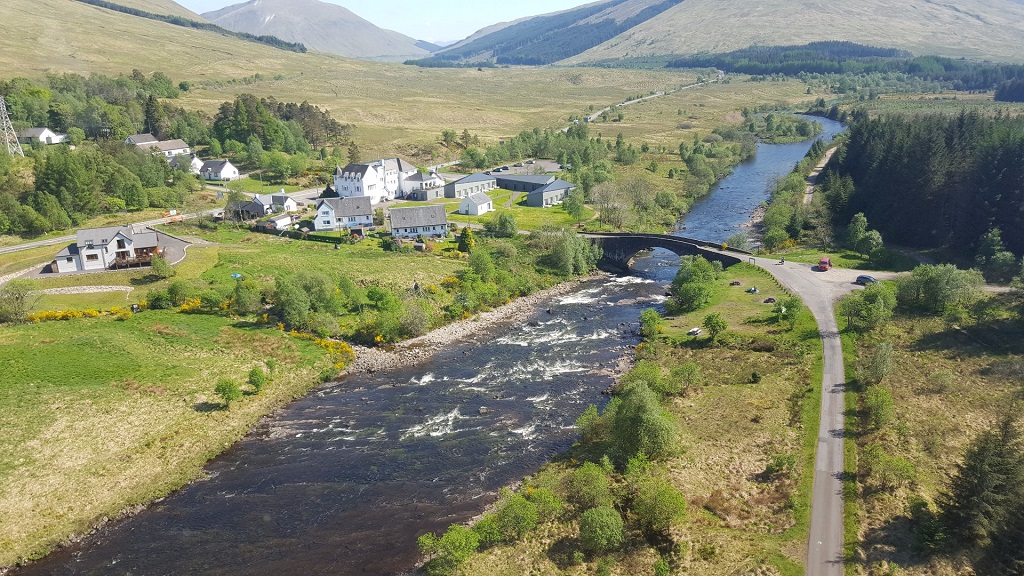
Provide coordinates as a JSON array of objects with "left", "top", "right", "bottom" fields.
[{"left": 818, "top": 257, "right": 833, "bottom": 271}]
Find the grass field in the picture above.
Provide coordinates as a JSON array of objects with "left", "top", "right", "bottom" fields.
[
  {"left": 461, "top": 263, "right": 824, "bottom": 575},
  {"left": 0, "top": 311, "right": 332, "bottom": 566},
  {"left": 843, "top": 300, "right": 1024, "bottom": 575}
]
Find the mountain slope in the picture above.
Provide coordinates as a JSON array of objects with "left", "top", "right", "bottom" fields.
[
  {"left": 564, "top": 0, "right": 1024, "bottom": 64},
  {"left": 203, "top": 0, "right": 430, "bottom": 61},
  {"left": 414, "top": 0, "right": 682, "bottom": 66},
  {"left": 114, "top": 0, "right": 206, "bottom": 20}
]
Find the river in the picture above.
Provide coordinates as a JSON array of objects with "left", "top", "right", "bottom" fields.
[{"left": 17, "top": 116, "right": 844, "bottom": 576}]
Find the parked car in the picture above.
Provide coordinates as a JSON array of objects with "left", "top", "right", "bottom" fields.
[
  {"left": 526, "top": 159, "right": 535, "bottom": 164},
  {"left": 513, "top": 162, "right": 523, "bottom": 167},
  {"left": 687, "top": 327, "right": 702, "bottom": 336},
  {"left": 818, "top": 257, "right": 833, "bottom": 271},
  {"left": 855, "top": 275, "right": 878, "bottom": 285},
  {"left": 501, "top": 165, "right": 510, "bottom": 170}
]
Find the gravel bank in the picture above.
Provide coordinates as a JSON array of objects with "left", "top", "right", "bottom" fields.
[{"left": 343, "top": 275, "right": 605, "bottom": 376}]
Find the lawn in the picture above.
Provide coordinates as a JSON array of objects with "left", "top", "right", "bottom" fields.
[
  {"left": 778, "top": 247, "right": 918, "bottom": 272},
  {"left": 0, "top": 311, "right": 332, "bottom": 566},
  {"left": 225, "top": 175, "right": 303, "bottom": 194},
  {"left": 462, "top": 263, "right": 824, "bottom": 575}
]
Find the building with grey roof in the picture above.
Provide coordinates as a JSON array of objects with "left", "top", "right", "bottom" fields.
[
  {"left": 526, "top": 179, "right": 575, "bottom": 207},
  {"left": 388, "top": 205, "right": 449, "bottom": 239},
  {"left": 314, "top": 197, "right": 374, "bottom": 232},
  {"left": 444, "top": 172, "right": 497, "bottom": 199},
  {"left": 459, "top": 192, "right": 494, "bottom": 216},
  {"left": 54, "top": 225, "right": 166, "bottom": 273},
  {"left": 17, "top": 127, "right": 67, "bottom": 146}
]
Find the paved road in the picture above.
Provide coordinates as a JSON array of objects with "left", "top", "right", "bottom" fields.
[{"left": 753, "top": 258, "right": 850, "bottom": 576}]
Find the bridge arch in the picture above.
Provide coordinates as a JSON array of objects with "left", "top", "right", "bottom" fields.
[{"left": 582, "top": 233, "right": 748, "bottom": 273}]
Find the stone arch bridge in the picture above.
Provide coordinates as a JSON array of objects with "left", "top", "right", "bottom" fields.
[{"left": 582, "top": 232, "right": 752, "bottom": 273}]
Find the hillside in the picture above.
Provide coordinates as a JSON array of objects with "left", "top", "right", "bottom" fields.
[
  {"left": 114, "top": 0, "right": 205, "bottom": 20},
  {"left": 564, "top": 0, "right": 1024, "bottom": 64},
  {"left": 203, "top": 0, "right": 430, "bottom": 61},
  {"left": 413, "top": 0, "right": 682, "bottom": 66}
]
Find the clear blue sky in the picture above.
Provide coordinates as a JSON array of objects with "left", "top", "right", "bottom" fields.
[{"left": 176, "top": 0, "right": 590, "bottom": 43}]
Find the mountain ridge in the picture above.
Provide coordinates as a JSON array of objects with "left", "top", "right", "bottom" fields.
[
  {"left": 203, "top": 0, "right": 431, "bottom": 61},
  {"left": 563, "top": 0, "right": 1024, "bottom": 64}
]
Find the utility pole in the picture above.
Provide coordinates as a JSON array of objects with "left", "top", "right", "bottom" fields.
[{"left": 0, "top": 96, "right": 25, "bottom": 158}]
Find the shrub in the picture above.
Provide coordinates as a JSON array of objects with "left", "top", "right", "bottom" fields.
[
  {"left": 150, "top": 255, "right": 175, "bottom": 279},
  {"left": 639, "top": 308, "right": 663, "bottom": 339},
  {"left": 484, "top": 211, "right": 518, "bottom": 238},
  {"left": 0, "top": 281, "right": 34, "bottom": 324},
  {"left": 215, "top": 378, "right": 242, "bottom": 406},
  {"left": 864, "top": 385, "right": 895, "bottom": 429},
  {"left": 146, "top": 289, "right": 173, "bottom": 310},
  {"left": 418, "top": 524, "right": 479, "bottom": 576},
  {"left": 248, "top": 366, "right": 269, "bottom": 393},
  {"left": 633, "top": 477, "right": 687, "bottom": 536},
  {"left": 568, "top": 462, "right": 613, "bottom": 509},
  {"left": 611, "top": 382, "right": 675, "bottom": 464},
  {"left": 703, "top": 313, "right": 727, "bottom": 341},
  {"left": 669, "top": 363, "right": 704, "bottom": 395},
  {"left": 579, "top": 507, "right": 625, "bottom": 554},
  {"left": 525, "top": 487, "right": 563, "bottom": 522},
  {"left": 672, "top": 283, "right": 713, "bottom": 312},
  {"left": 492, "top": 492, "right": 539, "bottom": 542}
]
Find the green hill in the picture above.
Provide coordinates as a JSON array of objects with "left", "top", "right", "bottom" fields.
[
  {"left": 114, "top": 0, "right": 206, "bottom": 20},
  {"left": 563, "top": 0, "right": 1024, "bottom": 64}
]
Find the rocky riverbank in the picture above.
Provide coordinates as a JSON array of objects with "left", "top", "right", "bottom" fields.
[{"left": 343, "top": 274, "right": 606, "bottom": 376}]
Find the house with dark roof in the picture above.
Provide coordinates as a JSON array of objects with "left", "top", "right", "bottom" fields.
[
  {"left": 333, "top": 157, "right": 420, "bottom": 204},
  {"left": 444, "top": 172, "right": 497, "bottom": 199},
  {"left": 53, "top": 225, "right": 164, "bottom": 273},
  {"left": 225, "top": 192, "right": 295, "bottom": 220},
  {"left": 314, "top": 197, "right": 374, "bottom": 232},
  {"left": 17, "top": 127, "right": 67, "bottom": 146},
  {"left": 200, "top": 160, "right": 239, "bottom": 181},
  {"left": 388, "top": 205, "right": 448, "bottom": 239},
  {"left": 459, "top": 192, "right": 494, "bottom": 216},
  {"left": 127, "top": 134, "right": 191, "bottom": 158},
  {"left": 494, "top": 174, "right": 576, "bottom": 207},
  {"left": 125, "top": 134, "right": 159, "bottom": 146}
]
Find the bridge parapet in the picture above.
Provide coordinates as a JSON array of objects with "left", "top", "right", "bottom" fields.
[{"left": 582, "top": 233, "right": 747, "bottom": 273}]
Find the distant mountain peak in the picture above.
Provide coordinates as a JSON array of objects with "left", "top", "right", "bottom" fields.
[{"left": 203, "top": 0, "right": 431, "bottom": 61}]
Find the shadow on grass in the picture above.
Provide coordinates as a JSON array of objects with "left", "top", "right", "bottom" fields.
[
  {"left": 546, "top": 536, "right": 581, "bottom": 570},
  {"left": 911, "top": 317, "right": 1024, "bottom": 357},
  {"left": 194, "top": 401, "right": 224, "bottom": 413},
  {"left": 129, "top": 274, "right": 163, "bottom": 286}
]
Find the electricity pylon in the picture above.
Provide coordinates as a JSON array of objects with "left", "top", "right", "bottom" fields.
[{"left": 0, "top": 96, "right": 25, "bottom": 157}]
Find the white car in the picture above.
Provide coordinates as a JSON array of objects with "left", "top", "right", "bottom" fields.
[{"left": 687, "top": 327, "right": 702, "bottom": 336}]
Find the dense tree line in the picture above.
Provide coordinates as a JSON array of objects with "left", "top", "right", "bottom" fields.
[
  {"left": 77, "top": 0, "right": 307, "bottom": 53},
  {"left": 821, "top": 111, "right": 1024, "bottom": 257},
  {"left": 409, "top": 0, "right": 680, "bottom": 67},
  {"left": 668, "top": 42, "right": 1024, "bottom": 91},
  {"left": 212, "top": 94, "right": 351, "bottom": 154},
  {"left": 995, "top": 79, "right": 1024, "bottom": 103}
]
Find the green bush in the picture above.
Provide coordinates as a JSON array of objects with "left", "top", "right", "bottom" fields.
[
  {"left": 146, "top": 289, "right": 173, "bottom": 310},
  {"left": 568, "top": 462, "right": 613, "bottom": 509},
  {"left": 214, "top": 378, "right": 242, "bottom": 406},
  {"left": 525, "top": 487, "right": 563, "bottom": 522},
  {"left": 418, "top": 524, "right": 480, "bottom": 576},
  {"left": 493, "top": 492, "right": 539, "bottom": 542},
  {"left": 247, "top": 366, "right": 269, "bottom": 393},
  {"left": 611, "top": 382, "right": 676, "bottom": 464},
  {"left": 639, "top": 308, "right": 663, "bottom": 339},
  {"left": 864, "top": 385, "right": 895, "bottom": 429},
  {"left": 150, "top": 255, "right": 175, "bottom": 279},
  {"left": 632, "top": 477, "right": 687, "bottom": 536},
  {"left": 579, "top": 507, "right": 625, "bottom": 554}
]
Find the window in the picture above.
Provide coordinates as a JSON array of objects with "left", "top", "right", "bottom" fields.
[
  {"left": 321, "top": 210, "right": 330, "bottom": 216},
  {"left": 65, "top": 257, "right": 73, "bottom": 263},
  {"left": 86, "top": 254, "right": 99, "bottom": 262},
  {"left": 322, "top": 220, "right": 331, "bottom": 226}
]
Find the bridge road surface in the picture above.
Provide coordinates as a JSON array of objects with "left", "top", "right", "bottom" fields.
[{"left": 750, "top": 256, "right": 871, "bottom": 576}]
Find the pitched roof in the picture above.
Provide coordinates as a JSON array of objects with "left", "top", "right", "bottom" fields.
[
  {"left": 17, "top": 127, "right": 55, "bottom": 138},
  {"left": 149, "top": 139, "right": 190, "bottom": 152},
  {"left": 319, "top": 196, "right": 373, "bottom": 218},
  {"left": 407, "top": 171, "right": 442, "bottom": 183},
  {"left": 55, "top": 243, "right": 79, "bottom": 258},
  {"left": 75, "top": 225, "right": 157, "bottom": 249},
  {"left": 496, "top": 174, "right": 556, "bottom": 186},
  {"left": 201, "top": 160, "right": 233, "bottom": 172},
  {"left": 464, "top": 192, "right": 492, "bottom": 207},
  {"left": 388, "top": 205, "right": 448, "bottom": 229},
  {"left": 127, "top": 134, "right": 158, "bottom": 144},
  {"left": 533, "top": 179, "right": 575, "bottom": 194},
  {"left": 451, "top": 172, "right": 496, "bottom": 186},
  {"left": 383, "top": 157, "right": 417, "bottom": 173},
  {"left": 339, "top": 163, "right": 371, "bottom": 177}
]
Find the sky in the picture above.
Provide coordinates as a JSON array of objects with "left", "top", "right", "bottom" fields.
[{"left": 175, "top": 0, "right": 590, "bottom": 43}]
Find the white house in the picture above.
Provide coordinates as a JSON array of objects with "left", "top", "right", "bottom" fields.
[
  {"left": 254, "top": 192, "right": 298, "bottom": 213},
  {"left": 332, "top": 158, "right": 419, "bottom": 204},
  {"left": 388, "top": 205, "right": 448, "bottom": 239},
  {"left": 53, "top": 225, "right": 162, "bottom": 273},
  {"left": 17, "top": 128, "right": 67, "bottom": 145},
  {"left": 200, "top": 160, "right": 239, "bottom": 182},
  {"left": 314, "top": 197, "right": 374, "bottom": 232},
  {"left": 169, "top": 154, "right": 203, "bottom": 175},
  {"left": 459, "top": 192, "right": 494, "bottom": 216},
  {"left": 262, "top": 214, "right": 295, "bottom": 231},
  {"left": 226, "top": 193, "right": 296, "bottom": 220},
  {"left": 127, "top": 133, "right": 191, "bottom": 158}
]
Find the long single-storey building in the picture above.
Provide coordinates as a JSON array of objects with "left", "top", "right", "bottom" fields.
[
  {"left": 444, "top": 172, "right": 498, "bottom": 199},
  {"left": 494, "top": 175, "right": 576, "bottom": 207}
]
